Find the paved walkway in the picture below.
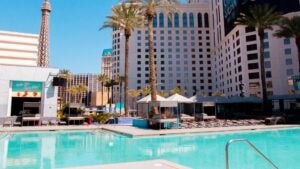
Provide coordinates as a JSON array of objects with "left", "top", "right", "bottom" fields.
[
  {"left": 102, "top": 124, "right": 300, "bottom": 137},
  {"left": 62, "top": 160, "right": 190, "bottom": 169}
]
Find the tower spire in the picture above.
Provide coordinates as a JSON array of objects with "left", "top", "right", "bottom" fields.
[{"left": 37, "top": 0, "right": 51, "bottom": 67}]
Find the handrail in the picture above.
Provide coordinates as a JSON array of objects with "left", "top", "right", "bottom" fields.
[{"left": 225, "top": 139, "right": 278, "bottom": 169}]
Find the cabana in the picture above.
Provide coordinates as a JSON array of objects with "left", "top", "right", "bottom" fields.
[
  {"left": 190, "top": 96, "right": 227, "bottom": 119},
  {"left": 135, "top": 95, "right": 178, "bottom": 129},
  {"left": 167, "top": 94, "right": 195, "bottom": 122}
]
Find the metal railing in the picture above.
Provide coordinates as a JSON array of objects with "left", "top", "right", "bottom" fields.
[{"left": 225, "top": 139, "right": 278, "bottom": 169}]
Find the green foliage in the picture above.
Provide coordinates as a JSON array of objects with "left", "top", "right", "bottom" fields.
[{"left": 89, "top": 113, "right": 114, "bottom": 124}]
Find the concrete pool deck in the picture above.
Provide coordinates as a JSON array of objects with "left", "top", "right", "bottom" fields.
[
  {"left": 0, "top": 124, "right": 299, "bottom": 136},
  {"left": 63, "top": 160, "right": 190, "bottom": 169}
]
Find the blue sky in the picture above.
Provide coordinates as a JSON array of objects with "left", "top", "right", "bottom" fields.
[{"left": 0, "top": 0, "right": 185, "bottom": 74}]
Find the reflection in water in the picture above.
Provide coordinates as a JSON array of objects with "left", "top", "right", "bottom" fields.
[{"left": 0, "top": 129, "right": 300, "bottom": 169}]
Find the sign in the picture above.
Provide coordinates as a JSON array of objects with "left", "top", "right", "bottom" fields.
[{"left": 12, "top": 81, "right": 43, "bottom": 98}]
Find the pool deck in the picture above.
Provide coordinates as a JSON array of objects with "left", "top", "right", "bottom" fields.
[
  {"left": 0, "top": 124, "right": 299, "bottom": 136},
  {"left": 62, "top": 160, "right": 190, "bottom": 169}
]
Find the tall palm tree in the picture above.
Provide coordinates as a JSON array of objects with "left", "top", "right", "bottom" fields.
[
  {"left": 101, "top": 2, "right": 144, "bottom": 115},
  {"left": 235, "top": 4, "right": 282, "bottom": 113},
  {"left": 67, "top": 86, "right": 78, "bottom": 104},
  {"left": 134, "top": 0, "right": 179, "bottom": 114},
  {"left": 115, "top": 75, "right": 125, "bottom": 114},
  {"left": 76, "top": 84, "right": 88, "bottom": 105},
  {"left": 274, "top": 16, "right": 300, "bottom": 73},
  {"left": 58, "top": 69, "right": 72, "bottom": 107},
  {"left": 170, "top": 87, "right": 185, "bottom": 95},
  {"left": 128, "top": 89, "right": 141, "bottom": 110},
  {"left": 140, "top": 86, "right": 151, "bottom": 96},
  {"left": 97, "top": 74, "right": 109, "bottom": 106}
]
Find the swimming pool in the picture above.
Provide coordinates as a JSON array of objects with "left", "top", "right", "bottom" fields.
[{"left": 0, "top": 128, "right": 299, "bottom": 169}]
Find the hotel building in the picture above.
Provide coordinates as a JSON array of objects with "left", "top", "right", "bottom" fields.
[
  {"left": 111, "top": 0, "right": 300, "bottom": 102},
  {"left": 112, "top": 0, "right": 212, "bottom": 96}
]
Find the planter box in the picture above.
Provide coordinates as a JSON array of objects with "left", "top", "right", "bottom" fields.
[{"left": 133, "top": 119, "right": 148, "bottom": 128}]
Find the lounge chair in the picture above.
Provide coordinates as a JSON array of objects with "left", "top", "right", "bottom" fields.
[
  {"left": 265, "top": 116, "right": 286, "bottom": 125},
  {"left": 180, "top": 113, "right": 195, "bottom": 122},
  {"left": 196, "top": 113, "right": 216, "bottom": 121}
]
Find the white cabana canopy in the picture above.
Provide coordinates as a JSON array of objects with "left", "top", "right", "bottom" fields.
[
  {"left": 167, "top": 93, "right": 195, "bottom": 103},
  {"left": 137, "top": 94, "right": 168, "bottom": 103}
]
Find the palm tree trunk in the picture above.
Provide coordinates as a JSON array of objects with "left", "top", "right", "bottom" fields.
[
  {"left": 107, "top": 86, "right": 110, "bottom": 111},
  {"left": 119, "top": 83, "right": 122, "bottom": 114},
  {"left": 101, "top": 82, "right": 104, "bottom": 106},
  {"left": 296, "top": 37, "right": 300, "bottom": 73},
  {"left": 124, "top": 34, "right": 130, "bottom": 116},
  {"left": 147, "top": 14, "right": 158, "bottom": 114},
  {"left": 258, "top": 29, "right": 269, "bottom": 114}
]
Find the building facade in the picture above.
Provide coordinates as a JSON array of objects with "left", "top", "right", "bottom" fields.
[
  {"left": 110, "top": 0, "right": 300, "bottom": 103},
  {"left": 112, "top": 0, "right": 213, "bottom": 97},
  {"left": 101, "top": 49, "right": 113, "bottom": 78},
  {"left": 0, "top": 31, "right": 38, "bottom": 67},
  {"left": 211, "top": 0, "right": 300, "bottom": 97}
]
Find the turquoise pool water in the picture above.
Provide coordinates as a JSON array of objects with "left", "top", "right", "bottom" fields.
[{"left": 0, "top": 128, "right": 299, "bottom": 169}]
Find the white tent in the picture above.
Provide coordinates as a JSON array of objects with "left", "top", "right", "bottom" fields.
[
  {"left": 137, "top": 94, "right": 167, "bottom": 103},
  {"left": 167, "top": 94, "right": 196, "bottom": 121},
  {"left": 167, "top": 93, "right": 195, "bottom": 103}
]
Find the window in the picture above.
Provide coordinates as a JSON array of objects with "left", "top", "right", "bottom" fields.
[
  {"left": 197, "top": 13, "right": 202, "bottom": 27},
  {"left": 153, "top": 15, "right": 157, "bottom": 27},
  {"left": 284, "top": 38, "right": 290, "bottom": 45},
  {"left": 204, "top": 13, "right": 209, "bottom": 27},
  {"left": 183, "top": 13, "right": 188, "bottom": 27},
  {"left": 189, "top": 13, "right": 194, "bottom": 27},
  {"left": 249, "top": 72, "right": 260, "bottom": 79},
  {"left": 266, "top": 71, "right": 272, "bottom": 78},
  {"left": 246, "top": 35, "right": 256, "bottom": 42},
  {"left": 265, "top": 61, "right": 271, "bottom": 68},
  {"left": 264, "top": 51, "right": 270, "bottom": 58},
  {"left": 247, "top": 53, "right": 258, "bottom": 60},
  {"left": 287, "top": 69, "right": 294, "bottom": 76},
  {"left": 286, "top": 58, "right": 293, "bottom": 65},
  {"left": 247, "top": 44, "right": 257, "bottom": 51},
  {"left": 159, "top": 13, "right": 164, "bottom": 27},
  {"left": 263, "top": 42, "right": 269, "bottom": 49},
  {"left": 285, "top": 48, "right": 292, "bottom": 55},
  {"left": 248, "top": 63, "right": 259, "bottom": 70},
  {"left": 174, "top": 13, "right": 179, "bottom": 28},
  {"left": 264, "top": 32, "right": 268, "bottom": 39}
]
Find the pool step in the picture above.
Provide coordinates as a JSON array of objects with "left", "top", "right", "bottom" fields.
[{"left": 61, "top": 159, "right": 190, "bottom": 169}]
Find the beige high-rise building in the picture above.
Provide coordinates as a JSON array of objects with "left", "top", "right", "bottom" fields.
[{"left": 0, "top": 30, "right": 38, "bottom": 66}]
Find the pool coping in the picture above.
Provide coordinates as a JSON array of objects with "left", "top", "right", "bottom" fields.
[
  {"left": 101, "top": 125, "right": 300, "bottom": 137},
  {"left": 1, "top": 124, "right": 299, "bottom": 137},
  {"left": 61, "top": 159, "right": 191, "bottom": 169}
]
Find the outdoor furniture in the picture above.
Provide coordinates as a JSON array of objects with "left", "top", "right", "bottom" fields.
[
  {"left": 265, "top": 116, "right": 286, "bottom": 125},
  {"left": 179, "top": 113, "right": 195, "bottom": 122},
  {"left": 196, "top": 113, "right": 216, "bottom": 121},
  {"left": 22, "top": 116, "right": 40, "bottom": 126},
  {"left": 149, "top": 117, "right": 178, "bottom": 130},
  {"left": 66, "top": 116, "right": 85, "bottom": 125}
]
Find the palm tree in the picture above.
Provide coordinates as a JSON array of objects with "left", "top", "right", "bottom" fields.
[
  {"left": 140, "top": 86, "right": 151, "bottom": 96},
  {"left": 211, "top": 91, "right": 225, "bottom": 97},
  {"left": 134, "top": 0, "right": 179, "bottom": 114},
  {"left": 76, "top": 84, "right": 88, "bottom": 105},
  {"left": 58, "top": 69, "right": 72, "bottom": 107},
  {"left": 128, "top": 89, "right": 141, "bottom": 110},
  {"left": 157, "top": 90, "right": 168, "bottom": 97},
  {"left": 171, "top": 87, "right": 185, "bottom": 95},
  {"left": 115, "top": 75, "right": 125, "bottom": 114},
  {"left": 235, "top": 4, "right": 282, "bottom": 113},
  {"left": 67, "top": 86, "right": 78, "bottom": 104},
  {"left": 274, "top": 16, "right": 300, "bottom": 73},
  {"left": 101, "top": 2, "right": 144, "bottom": 115},
  {"left": 97, "top": 74, "right": 109, "bottom": 106}
]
